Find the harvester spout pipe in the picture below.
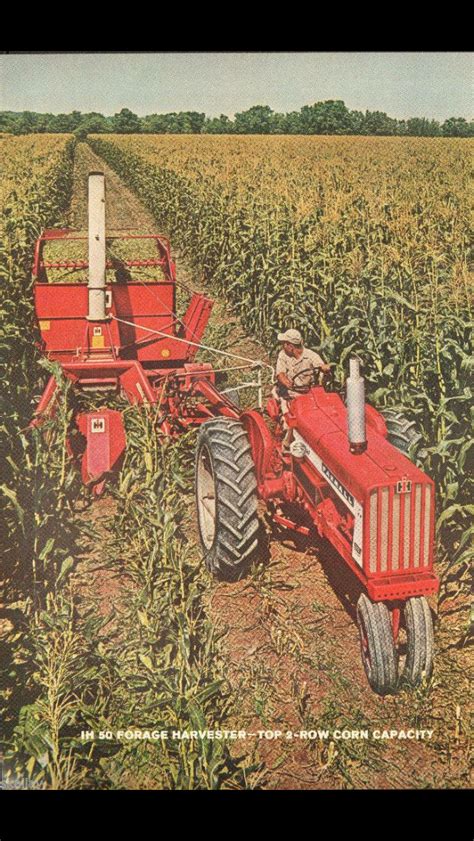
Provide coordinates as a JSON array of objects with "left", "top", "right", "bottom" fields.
[
  {"left": 87, "top": 172, "right": 108, "bottom": 321},
  {"left": 346, "top": 357, "right": 367, "bottom": 454}
]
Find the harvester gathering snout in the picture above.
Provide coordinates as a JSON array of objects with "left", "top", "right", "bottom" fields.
[{"left": 32, "top": 172, "right": 438, "bottom": 696}]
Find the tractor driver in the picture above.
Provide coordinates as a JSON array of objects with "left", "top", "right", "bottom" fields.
[
  {"left": 273, "top": 330, "right": 331, "bottom": 450},
  {"left": 275, "top": 328, "right": 330, "bottom": 412}
]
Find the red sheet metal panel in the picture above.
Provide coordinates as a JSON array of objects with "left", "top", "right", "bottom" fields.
[
  {"left": 290, "top": 388, "right": 430, "bottom": 499},
  {"left": 34, "top": 282, "right": 180, "bottom": 361},
  {"left": 77, "top": 409, "right": 126, "bottom": 485}
]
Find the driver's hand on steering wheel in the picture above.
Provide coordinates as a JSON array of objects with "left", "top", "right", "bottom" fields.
[
  {"left": 277, "top": 373, "right": 293, "bottom": 390},
  {"left": 291, "top": 364, "right": 331, "bottom": 388}
]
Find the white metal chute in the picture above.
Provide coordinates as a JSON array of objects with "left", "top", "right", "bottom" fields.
[{"left": 87, "top": 171, "right": 107, "bottom": 321}]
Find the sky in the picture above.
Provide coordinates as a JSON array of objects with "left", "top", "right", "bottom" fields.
[{"left": 1, "top": 52, "right": 472, "bottom": 120}]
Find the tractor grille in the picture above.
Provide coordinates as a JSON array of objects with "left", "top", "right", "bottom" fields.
[{"left": 368, "top": 484, "right": 432, "bottom": 574}]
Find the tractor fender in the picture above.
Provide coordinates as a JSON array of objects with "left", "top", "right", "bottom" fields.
[
  {"left": 265, "top": 397, "right": 280, "bottom": 419},
  {"left": 365, "top": 404, "right": 388, "bottom": 438},
  {"left": 240, "top": 409, "right": 276, "bottom": 482}
]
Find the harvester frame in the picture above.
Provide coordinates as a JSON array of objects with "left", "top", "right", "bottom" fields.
[{"left": 31, "top": 172, "right": 439, "bottom": 695}]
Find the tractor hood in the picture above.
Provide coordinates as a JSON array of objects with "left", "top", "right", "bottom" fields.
[{"left": 288, "top": 388, "right": 432, "bottom": 502}]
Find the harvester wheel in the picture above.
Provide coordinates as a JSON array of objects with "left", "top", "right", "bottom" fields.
[
  {"left": 382, "top": 409, "right": 423, "bottom": 458},
  {"left": 195, "top": 418, "right": 260, "bottom": 580},
  {"left": 400, "top": 596, "right": 434, "bottom": 687},
  {"left": 356, "top": 593, "right": 398, "bottom": 695}
]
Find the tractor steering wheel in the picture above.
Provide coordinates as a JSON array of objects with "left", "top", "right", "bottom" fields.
[{"left": 289, "top": 366, "right": 322, "bottom": 392}]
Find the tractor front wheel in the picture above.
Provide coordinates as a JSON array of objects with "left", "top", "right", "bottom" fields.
[
  {"left": 195, "top": 418, "right": 260, "bottom": 580},
  {"left": 356, "top": 593, "right": 398, "bottom": 695},
  {"left": 400, "top": 596, "right": 434, "bottom": 687}
]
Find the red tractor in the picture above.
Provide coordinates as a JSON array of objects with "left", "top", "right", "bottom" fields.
[{"left": 32, "top": 173, "right": 438, "bottom": 695}]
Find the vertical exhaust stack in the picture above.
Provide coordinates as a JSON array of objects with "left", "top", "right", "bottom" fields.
[
  {"left": 87, "top": 172, "right": 108, "bottom": 321},
  {"left": 346, "top": 357, "right": 367, "bottom": 454}
]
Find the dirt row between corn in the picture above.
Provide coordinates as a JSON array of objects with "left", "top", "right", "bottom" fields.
[{"left": 68, "top": 143, "right": 471, "bottom": 790}]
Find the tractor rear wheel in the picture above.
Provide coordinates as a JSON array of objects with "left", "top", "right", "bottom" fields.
[
  {"left": 356, "top": 593, "right": 398, "bottom": 695},
  {"left": 195, "top": 418, "right": 260, "bottom": 580},
  {"left": 382, "top": 409, "right": 422, "bottom": 457},
  {"left": 400, "top": 596, "right": 434, "bottom": 687}
]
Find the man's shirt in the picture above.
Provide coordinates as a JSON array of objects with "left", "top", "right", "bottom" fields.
[{"left": 276, "top": 347, "right": 325, "bottom": 397}]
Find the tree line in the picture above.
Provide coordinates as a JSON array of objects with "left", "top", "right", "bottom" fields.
[{"left": 1, "top": 102, "right": 472, "bottom": 137}]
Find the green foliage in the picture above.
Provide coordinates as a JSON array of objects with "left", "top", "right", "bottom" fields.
[
  {"left": 0, "top": 136, "right": 89, "bottom": 781},
  {"left": 5, "top": 593, "right": 112, "bottom": 790},
  {"left": 442, "top": 117, "right": 473, "bottom": 137},
  {"left": 112, "top": 108, "right": 142, "bottom": 134},
  {"left": 0, "top": 137, "right": 77, "bottom": 594},
  {"left": 2, "top": 103, "right": 473, "bottom": 136},
  {"left": 299, "top": 100, "right": 356, "bottom": 135}
]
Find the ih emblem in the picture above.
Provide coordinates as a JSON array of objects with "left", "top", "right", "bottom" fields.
[
  {"left": 91, "top": 417, "right": 106, "bottom": 434},
  {"left": 396, "top": 476, "right": 412, "bottom": 494}
]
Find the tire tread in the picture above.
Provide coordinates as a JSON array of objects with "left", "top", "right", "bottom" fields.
[{"left": 196, "top": 418, "right": 260, "bottom": 580}]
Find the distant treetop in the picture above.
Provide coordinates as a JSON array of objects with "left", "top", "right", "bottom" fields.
[{"left": 1, "top": 103, "right": 472, "bottom": 137}]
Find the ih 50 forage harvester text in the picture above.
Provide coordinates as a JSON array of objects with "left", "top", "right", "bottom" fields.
[{"left": 32, "top": 173, "right": 438, "bottom": 695}]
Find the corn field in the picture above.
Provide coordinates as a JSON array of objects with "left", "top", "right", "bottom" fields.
[
  {"left": 0, "top": 133, "right": 472, "bottom": 789},
  {"left": 89, "top": 134, "right": 473, "bottom": 610},
  {"left": 1, "top": 134, "right": 77, "bottom": 589}
]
